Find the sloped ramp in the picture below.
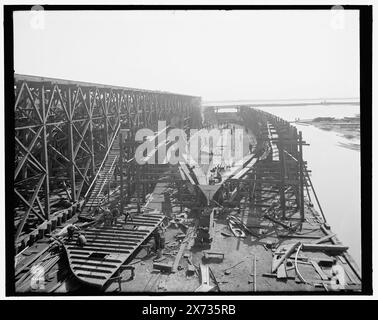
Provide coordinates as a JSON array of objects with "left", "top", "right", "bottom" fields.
[{"left": 63, "top": 213, "right": 165, "bottom": 287}]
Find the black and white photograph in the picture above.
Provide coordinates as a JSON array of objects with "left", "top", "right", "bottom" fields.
[{"left": 2, "top": 4, "right": 372, "bottom": 298}]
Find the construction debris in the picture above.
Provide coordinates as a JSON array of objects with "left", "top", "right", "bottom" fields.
[
  {"left": 271, "top": 242, "right": 301, "bottom": 273},
  {"left": 203, "top": 251, "right": 225, "bottom": 261},
  {"left": 153, "top": 262, "right": 173, "bottom": 273}
]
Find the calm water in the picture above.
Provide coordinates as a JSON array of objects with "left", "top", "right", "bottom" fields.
[{"left": 257, "top": 105, "right": 361, "bottom": 268}]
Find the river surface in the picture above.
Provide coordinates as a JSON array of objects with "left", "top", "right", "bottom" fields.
[{"left": 256, "top": 105, "right": 361, "bottom": 268}]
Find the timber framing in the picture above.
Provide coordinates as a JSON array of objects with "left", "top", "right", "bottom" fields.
[{"left": 13, "top": 74, "right": 201, "bottom": 247}]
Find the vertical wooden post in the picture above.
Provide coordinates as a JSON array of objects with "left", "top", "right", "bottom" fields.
[
  {"left": 279, "top": 137, "right": 286, "bottom": 219},
  {"left": 67, "top": 87, "right": 76, "bottom": 202},
  {"left": 88, "top": 88, "right": 96, "bottom": 176},
  {"left": 178, "top": 181, "right": 183, "bottom": 212},
  {"left": 142, "top": 164, "right": 147, "bottom": 203},
  {"left": 103, "top": 90, "right": 109, "bottom": 151},
  {"left": 299, "top": 131, "right": 305, "bottom": 222},
  {"left": 41, "top": 84, "right": 50, "bottom": 219},
  {"left": 136, "top": 165, "right": 141, "bottom": 213},
  {"left": 108, "top": 174, "right": 111, "bottom": 203},
  {"left": 127, "top": 145, "right": 132, "bottom": 202},
  {"left": 251, "top": 170, "right": 257, "bottom": 209},
  {"left": 293, "top": 128, "right": 300, "bottom": 208},
  {"left": 119, "top": 132, "right": 124, "bottom": 215}
]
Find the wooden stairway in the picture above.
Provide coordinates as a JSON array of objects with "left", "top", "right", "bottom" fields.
[
  {"left": 83, "top": 125, "right": 121, "bottom": 212},
  {"left": 85, "top": 148, "right": 119, "bottom": 210}
]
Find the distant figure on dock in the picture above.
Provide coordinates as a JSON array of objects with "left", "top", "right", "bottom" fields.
[
  {"left": 111, "top": 207, "right": 120, "bottom": 225},
  {"left": 215, "top": 168, "right": 222, "bottom": 182},
  {"left": 209, "top": 151, "right": 214, "bottom": 163},
  {"left": 209, "top": 172, "right": 215, "bottom": 185},
  {"left": 123, "top": 209, "right": 133, "bottom": 224},
  {"left": 103, "top": 207, "right": 113, "bottom": 226}
]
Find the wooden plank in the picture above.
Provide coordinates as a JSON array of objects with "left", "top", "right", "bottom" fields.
[
  {"left": 302, "top": 243, "right": 348, "bottom": 253},
  {"left": 310, "top": 260, "right": 329, "bottom": 280},
  {"left": 320, "top": 225, "right": 339, "bottom": 244},
  {"left": 278, "top": 234, "right": 321, "bottom": 239},
  {"left": 179, "top": 162, "right": 196, "bottom": 185},
  {"left": 195, "top": 264, "right": 216, "bottom": 292},
  {"left": 343, "top": 252, "right": 362, "bottom": 281},
  {"left": 272, "top": 242, "right": 300, "bottom": 273},
  {"left": 172, "top": 241, "right": 187, "bottom": 273},
  {"left": 178, "top": 167, "right": 187, "bottom": 181},
  {"left": 277, "top": 263, "right": 287, "bottom": 279},
  {"left": 264, "top": 215, "right": 295, "bottom": 231},
  {"left": 262, "top": 273, "right": 296, "bottom": 280},
  {"left": 338, "top": 255, "right": 347, "bottom": 264},
  {"left": 15, "top": 244, "right": 51, "bottom": 276},
  {"left": 344, "top": 266, "right": 358, "bottom": 285},
  {"left": 312, "top": 233, "right": 336, "bottom": 244}
]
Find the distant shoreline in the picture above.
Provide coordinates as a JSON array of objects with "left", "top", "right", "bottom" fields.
[
  {"left": 202, "top": 99, "right": 360, "bottom": 109},
  {"left": 295, "top": 116, "right": 360, "bottom": 151}
]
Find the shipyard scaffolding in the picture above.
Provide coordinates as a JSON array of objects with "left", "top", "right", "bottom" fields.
[{"left": 13, "top": 75, "right": 361, "bottom": 293}]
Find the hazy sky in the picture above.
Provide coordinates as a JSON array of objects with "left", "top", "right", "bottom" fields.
[{"left": 14, "top": 10, "right": 359, "bottom": 101}]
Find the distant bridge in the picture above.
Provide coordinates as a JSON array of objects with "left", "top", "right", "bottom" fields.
[{"left": 202, "top": 98, "right": 360, "bottom": 109}]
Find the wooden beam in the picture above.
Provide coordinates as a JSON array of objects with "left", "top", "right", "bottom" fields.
[
  {"left": 172, "top": 240, "right": 187, "bottom": 273},
  {"left": 15, "top": 175, "right": 46, "bottom": 240},
  {"left": 272, "top": 242, "right": 300, "bottom": 273},
  {"left": 310, "top": 260, "right": 329, "bottom": 280},
  {"left": 301, "top": 243, "right": 348, "bottom": 253},
  {"left": 312, "top": 233, "right": 336, "bottom": 244}
]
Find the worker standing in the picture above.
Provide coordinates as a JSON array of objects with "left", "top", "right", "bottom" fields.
[
  {"left": 67, "top": 224, "right": 79, "bottom": 240},
  {"left": 153, "top": 227, "right": 165, "bottom": 259},
  {"left": 76, "top": 233, "right": 87, "bottom": 247},
  {"left": 216, "top": 168, "right": 222, "bottom": 182},
  {"left": 123, "top": 210, "right": 133, "bottom": 224},
  {"left": 103, "top": 207, "right": 112, "bottom": 226},
  {"left": 111, "top": 207, "right": 119, "bottom": 225}
]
